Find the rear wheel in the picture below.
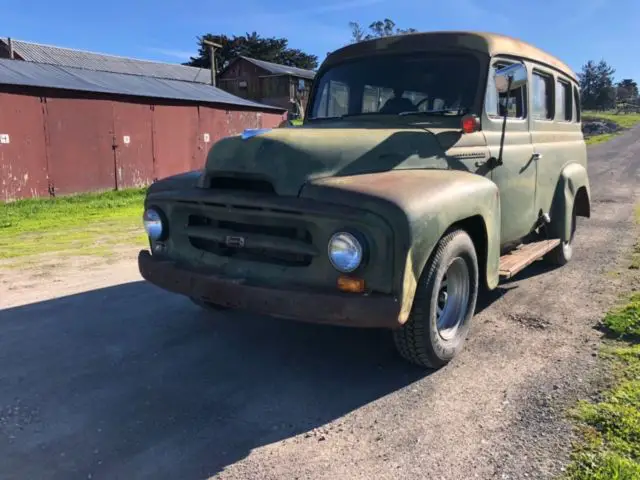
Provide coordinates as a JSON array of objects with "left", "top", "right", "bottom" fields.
[
  {"left": 393, "top": 229, "right": 479, "bottom": 369},
  {"left": 544, "top": 203, "right": 577, "bottom": 266}
]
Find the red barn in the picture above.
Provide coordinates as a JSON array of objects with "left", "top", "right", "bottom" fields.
[{"left": 0, "top": 38, "right": 286, "bottom": 201}]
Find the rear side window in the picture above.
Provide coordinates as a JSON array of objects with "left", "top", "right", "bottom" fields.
[
  {"left": 532, "top": 71, "right": 553, "bottom": 120},
  {"left": 573, "top": 86, "right": 581, "bottom": 122},
  {"left": 556, "top": 79, "right": 572, "bottom": 122}
]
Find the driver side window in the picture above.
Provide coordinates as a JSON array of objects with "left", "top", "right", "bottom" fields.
[
  {"left": 485, "top": 61, "right": 527, "bottom": 119},
  {"left": 313, "top": 80, "right": 350, "bottom": 118}
]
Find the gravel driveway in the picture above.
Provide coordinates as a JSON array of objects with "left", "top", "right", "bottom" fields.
[{"left": 1, "top": 126, "right": 639, "bottom": 480}]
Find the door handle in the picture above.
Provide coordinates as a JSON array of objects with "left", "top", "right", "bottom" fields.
[{"left": 532, "top": 152, "right": 543, "bottom": 160}]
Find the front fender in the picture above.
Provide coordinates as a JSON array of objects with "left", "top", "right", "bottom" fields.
[
  {"left": 549, "top": 162, "right": 591, "bottom": 241},
  {"left": 300, "top": 170, "right": 501, "bottom": 324}
]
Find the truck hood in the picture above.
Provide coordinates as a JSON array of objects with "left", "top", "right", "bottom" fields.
[{"left": 202, "top": 126, "right": 455, "bottom": 196}]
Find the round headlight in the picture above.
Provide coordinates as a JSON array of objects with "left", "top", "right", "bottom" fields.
[
  {"left": 143, "top": 208, "right": 164, "bottom": 241},
  {"left": 328, "top": 232, "right": 363, "bottom": 273}
]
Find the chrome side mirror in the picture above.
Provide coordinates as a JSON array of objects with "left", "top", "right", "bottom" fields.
[{"left": 494, "top": 63, "right": 527, "bottom": 93}]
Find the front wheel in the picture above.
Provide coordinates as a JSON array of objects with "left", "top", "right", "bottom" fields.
[{"left": 393, "top": 229, "right": 479, "bottom": 369}]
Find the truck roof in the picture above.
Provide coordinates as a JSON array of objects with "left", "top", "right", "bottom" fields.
[{"left": 323, "top": 31, "right": 577, "bottom": 82}]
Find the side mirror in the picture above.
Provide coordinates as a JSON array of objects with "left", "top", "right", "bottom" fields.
[{"left": 494, "top": 63, "right": 527, "bottom": 93}]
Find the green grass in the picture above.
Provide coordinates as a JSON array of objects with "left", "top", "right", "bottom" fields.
[
  {"left": 631, "top": 207, "right": 640, "bottom": 270},
  {"left": 583, "top": 111, "right": 640, "bottom": 129},
  {"left": 583, "top": 111, "right": 640, "bottom": 145},
  {"left": 0, "top": 188, "right": 147, "bottom": 259},
  {"left": 631, "top": 243, "right": 640, "bottom": 271},
  {"left": 586, "top": 133, "right": 620, "bottom": 145},
  {"left": 562, "top": 208, "right": 640, "bottom": 479},
  {"left": 564, "top": 342, "right": 640, "bottom": 479},
  {"left": 602, "top": 294, "right": 640, "bottom": 340}
]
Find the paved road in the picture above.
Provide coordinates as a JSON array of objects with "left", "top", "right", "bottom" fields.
[{"left": 1, "top": 127, "right": 639, "bottom": 480}]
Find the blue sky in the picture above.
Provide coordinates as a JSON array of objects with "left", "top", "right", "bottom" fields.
[{"left": 3, "top": 0, "right": 638, "bottom": 81}]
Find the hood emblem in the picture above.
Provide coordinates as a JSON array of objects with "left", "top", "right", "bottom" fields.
[
  {"left": 225, "top": 235, "right": 246, "bottom": 248},
  {"left": 241, "top": 128, "right": 272, "bottom": 140}
]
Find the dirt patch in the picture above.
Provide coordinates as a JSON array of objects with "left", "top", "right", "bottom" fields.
[{"left": 508, "top": 311, "right": 552, "bottom": 330}]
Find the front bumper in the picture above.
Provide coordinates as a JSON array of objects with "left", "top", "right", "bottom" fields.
[{"left": 138, "top": 250, "right": 401, "bottom": 329}]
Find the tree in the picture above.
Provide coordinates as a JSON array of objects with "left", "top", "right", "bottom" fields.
[
  {"left": 348, "top": 18, "right": 417, "bottom": 43},
  {"left": 616, "top": 78, "right": 639, "bottom": 103},
  {"left": 578, "top": 59, "right": 616, "bottom": 110},
  {"left": 184, "top": 32, "right": 318, "bottom": 75}
]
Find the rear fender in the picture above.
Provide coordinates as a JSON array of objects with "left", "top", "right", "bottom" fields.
[{"left": 548, "top": 162, "right": 591, "bottom": 241}]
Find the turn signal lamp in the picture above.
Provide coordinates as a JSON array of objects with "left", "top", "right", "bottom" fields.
[{"left": 337, "top": 276, "right": 365, "bottom": 293}]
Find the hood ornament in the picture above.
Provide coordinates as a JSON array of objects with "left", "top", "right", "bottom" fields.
[{"left": 241, "top": 128, "right": 272, "bottom": 140}]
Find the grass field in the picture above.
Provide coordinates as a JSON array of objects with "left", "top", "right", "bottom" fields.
[
  {"left": 563, "top": 207, "right": 640, "bottom": 479},
  {"left": 0, "top": 188, "right": 147, "bottom": 261},
  {"left": 583, "top": 111, "right": 640, "bottom": 145}
]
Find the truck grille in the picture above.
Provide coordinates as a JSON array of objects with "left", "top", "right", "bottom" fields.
[
  {"left": 209, "top": 176, "right": 276, "bottom": 194},
  {"left": 186, "top": 214, "right": 315, "bottom": 267}
]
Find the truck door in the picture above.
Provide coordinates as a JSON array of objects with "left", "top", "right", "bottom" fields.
[{"left": 483, "top": 59, "right": 537, "bottom": 244}]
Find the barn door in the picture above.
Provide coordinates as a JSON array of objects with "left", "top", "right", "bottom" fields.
[{"left": 112, "top": 102, "right": 155, "bottom": 189}]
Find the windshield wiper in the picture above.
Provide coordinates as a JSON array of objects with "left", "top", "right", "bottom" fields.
[
  {"left": 307, "top": 112, "right": 383, "bottom": 121},
  {"left": 338, "top": 112, "right": 388, "bottom": 119},
  {"left": 398, "top": 108, "right": 468, "bottom": 117}
]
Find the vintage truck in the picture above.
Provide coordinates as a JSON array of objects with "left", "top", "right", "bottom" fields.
[{"left": 138, "top": 31, "right": 590, "bottom": 369}]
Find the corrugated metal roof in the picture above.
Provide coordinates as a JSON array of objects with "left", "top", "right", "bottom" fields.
[
  {"left": 0, "top": 58, "right": 286, "bottom": 111},
  {"left": 240, "top": 56, "right": 316, "bottom": 80},
  {"left": 1, "top": 38, "right": 211, "bottom": 84}
]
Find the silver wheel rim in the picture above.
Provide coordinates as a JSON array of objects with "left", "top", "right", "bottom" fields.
[{"left": 436, "top": 257, "right": 470, "bottom": 341}]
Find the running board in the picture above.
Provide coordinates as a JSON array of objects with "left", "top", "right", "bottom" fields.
[{"left": 498, "top": 239, "right": 561, "bottom": 280}]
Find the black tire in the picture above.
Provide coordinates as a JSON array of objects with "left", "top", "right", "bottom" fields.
[
  {"left": 544, "top": 202, "right": 577, "bottom": 266},
  {"left": 189, "top": 296, "right": 230, "bottom": 312},
  {"left": 393, "top": 229, "right": 479, "bottom": 369}
]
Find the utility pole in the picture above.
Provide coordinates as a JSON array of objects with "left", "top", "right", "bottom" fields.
[
  {"left": 7, "top": 37, "right": 14, "bottom": 59},
  {"left": 202, "top": 39, "right": 222, "bottom": 87}
]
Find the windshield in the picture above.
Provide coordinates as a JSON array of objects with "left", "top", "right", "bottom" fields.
[{"left": 308, "top": 53, "right": 480, "bottom": 120}]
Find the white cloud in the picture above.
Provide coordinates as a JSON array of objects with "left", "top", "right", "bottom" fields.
[
  {"left": 564, "top": 0, "right": 607, "bottom": 26},
  {"left": 277, "top": 0, "right": 387, "bottom": 16},
  {"left": 231, "top": 0, "right": 387, "bottom": 25},
  {"left": 145, "top": 47, "right": 195, "bottom": 61},
  {"left": 446, "top": 0, "right": 511, "bottom": 27}
]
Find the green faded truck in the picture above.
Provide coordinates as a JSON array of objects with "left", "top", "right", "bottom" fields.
[{"left": 138, "top": 31, "right": 590, "bottom": 369}]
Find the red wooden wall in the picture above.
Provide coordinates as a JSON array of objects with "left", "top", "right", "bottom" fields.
[{"left": 0, "top": 91, "right": 286, "bottom": 201}]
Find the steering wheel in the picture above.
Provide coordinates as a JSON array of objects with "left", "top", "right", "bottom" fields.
[{"left": 415, "top": 97, "right": 430, "bottom": 110}]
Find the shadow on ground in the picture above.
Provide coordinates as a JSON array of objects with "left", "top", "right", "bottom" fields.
[{"left": 0, "top": 282, "right": 434, "bottom": 480}]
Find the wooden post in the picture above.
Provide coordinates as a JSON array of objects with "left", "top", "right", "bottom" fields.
[{"left": 202, "top": 39, "right": 222, "bottom": 87}]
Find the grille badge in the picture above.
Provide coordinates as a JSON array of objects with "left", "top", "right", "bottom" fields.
[{"left": 225, "top": 235, "right": 246, "bottom": 248}]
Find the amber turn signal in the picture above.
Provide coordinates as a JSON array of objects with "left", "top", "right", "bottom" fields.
[{"left": 337, "top": 276, "right": 365, "bottom": 293}]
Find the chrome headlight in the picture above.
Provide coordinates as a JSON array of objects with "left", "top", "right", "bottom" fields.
[
  {"left": 328, "top": 232, "right": 364, "bottom": 273},
  {"left": 143, "top": 207, "right": 165, "bottom": 241}
]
